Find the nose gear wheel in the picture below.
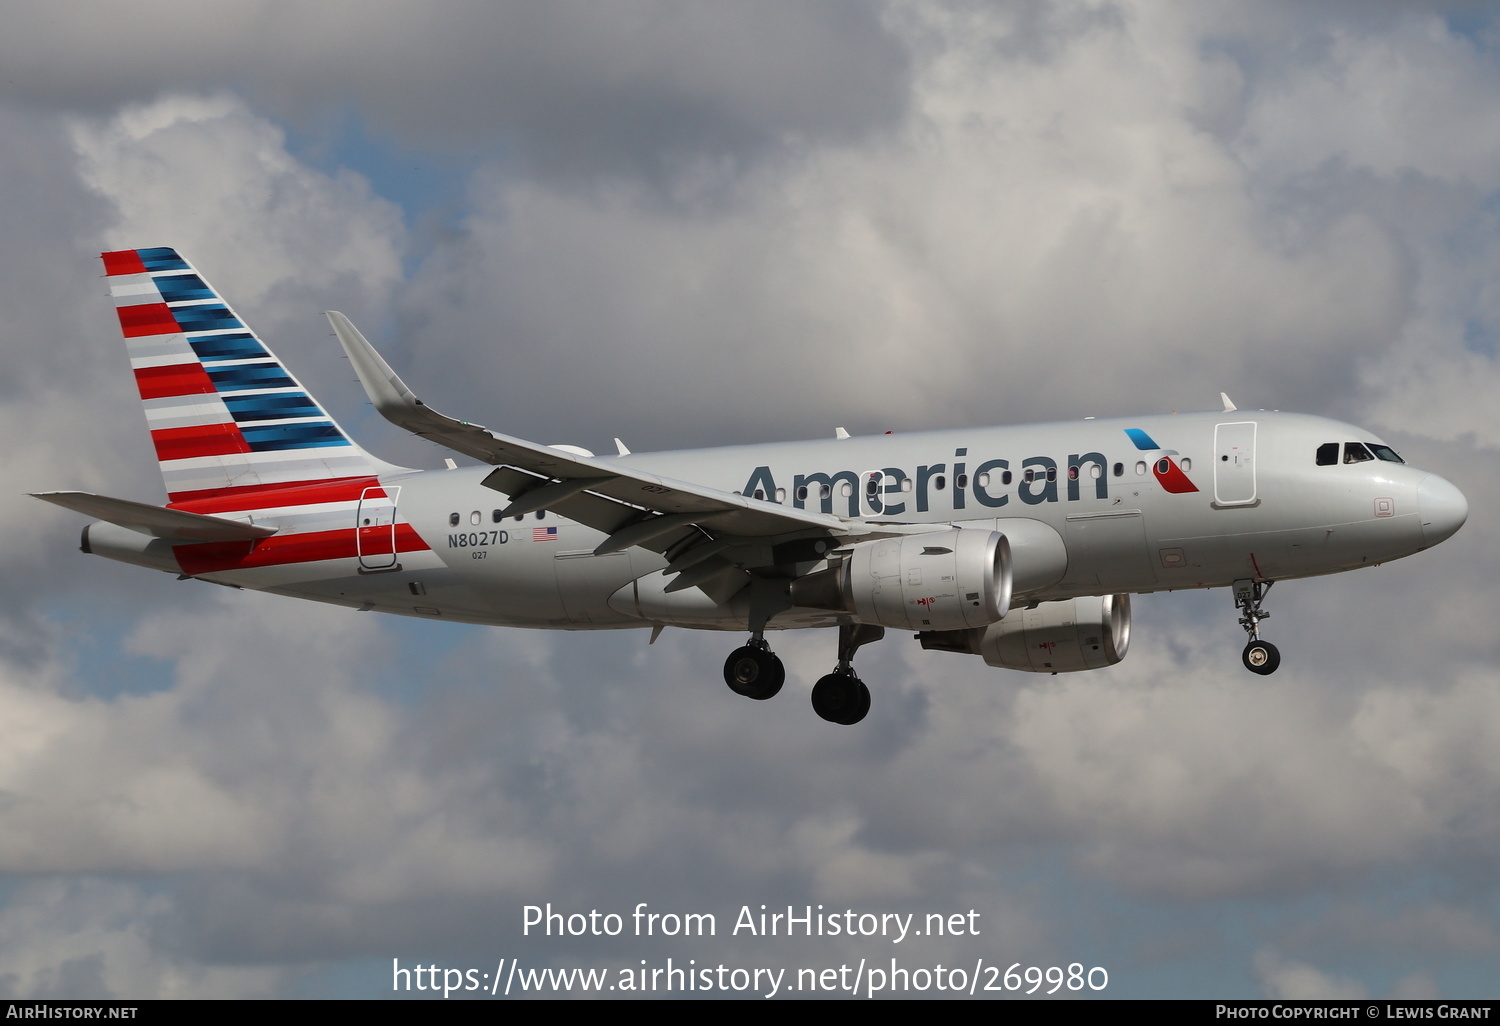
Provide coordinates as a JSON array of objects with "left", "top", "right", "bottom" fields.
[{"left": 1242, "top": 639, "right": 1280, "bottom": 675}]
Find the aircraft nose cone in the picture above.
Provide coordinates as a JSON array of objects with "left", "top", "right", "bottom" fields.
[{"left": 1418, "top": 474, "right": 1467, "bottom": 547}]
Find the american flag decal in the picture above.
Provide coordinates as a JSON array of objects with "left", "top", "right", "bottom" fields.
[{"left": 532, "top": 526, "right": 558, "bottom": 542}]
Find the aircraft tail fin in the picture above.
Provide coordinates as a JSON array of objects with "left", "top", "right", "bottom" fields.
[{"left": 102, "top": 247, "right": 403, "bottom": 506}]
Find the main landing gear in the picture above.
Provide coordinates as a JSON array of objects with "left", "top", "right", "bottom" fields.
[
  {"left": 721, "top": 622, "right": 884, "bottom": 724},
  {"left": 1233, "top": 579, "right": 1280, "bottom": 675},
  {"left": 811, "top": 623, "right": 883, "bottom": 725},
  {"left": 723, "top": 638, "right": 784, "bottom": 700}
]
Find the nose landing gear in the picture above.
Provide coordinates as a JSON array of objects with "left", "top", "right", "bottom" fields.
[{"left": 1234, "top": 579, "right": 1280, "bottom": 675}]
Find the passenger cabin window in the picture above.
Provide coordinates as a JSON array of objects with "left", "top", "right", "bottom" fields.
[
  {"left": 1343, "top": 442, "right": 1374, "bottom": 464},
  {"left": 449, "top": 512, "right": 460, "bottom": 526},
  {"left": 1113, "top": 463, "right": 1124, "bottom": 477}
]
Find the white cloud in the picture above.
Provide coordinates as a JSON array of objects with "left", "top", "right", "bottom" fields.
[
  {"left": 396, "top": 0, "right": 1431, "bottom": 454},
  {"left": 0, "top": 594, "right": 552, "bottom": 893},
  {"left": 1254, "top": 949, "right": 1367, "bottom": 1000},
  {"left": 69, "top": 93, "right": 404, "bottom": 338}
]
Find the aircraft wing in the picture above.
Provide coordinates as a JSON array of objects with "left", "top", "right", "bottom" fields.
[
  {"left": 31, "top": 491, "right": 278, "bottom": 542},
  {"left": 326, "top": 313, "right": 869, "bottom": 557}
]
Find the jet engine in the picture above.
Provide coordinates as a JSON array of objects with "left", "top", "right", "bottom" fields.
[
  {"left": 790, "top": 529, "right": 1011, "bottom": 632},
  {"left": 919, "top": 594, "right": 1131, "bottom": 673}
]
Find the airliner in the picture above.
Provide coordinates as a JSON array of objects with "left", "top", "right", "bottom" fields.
[{"left": 34, "top": 248, "right": 1468, "bottom": 724}]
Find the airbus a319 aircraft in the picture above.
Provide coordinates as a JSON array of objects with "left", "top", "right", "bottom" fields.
[{"left": 36, "top": 248, "right": 1468, "bottom": 724}]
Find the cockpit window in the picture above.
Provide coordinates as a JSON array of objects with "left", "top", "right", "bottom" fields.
[
  {"left": 1368, "top": 444, "right": 1404, "bottom": 464},
  {"left": 1316, "top": 443, "right": 1339, "bottom": 466},
  {"left": 1343, "top": 442, "right": 1374, "bottom": 464}
]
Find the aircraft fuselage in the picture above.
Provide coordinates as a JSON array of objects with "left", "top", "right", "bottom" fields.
[{"left": 192, "top": 410, "right": 1459, "bottom": 633}]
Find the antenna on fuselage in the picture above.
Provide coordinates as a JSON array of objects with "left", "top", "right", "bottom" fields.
[{"left": 1220, "top": 392, "right": 1238, "bottom": 412}]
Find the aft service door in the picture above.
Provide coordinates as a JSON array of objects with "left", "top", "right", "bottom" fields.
[
  {"left": 356, "top": 485, "right": 400, "bottom": 571},
  {"left": 1213, "top": 422, "right": 1257, "bottom": 506}
]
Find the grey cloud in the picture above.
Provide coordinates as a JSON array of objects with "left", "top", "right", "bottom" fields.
[
  {"left": 0, "top": 0, "right": 908, "bottom": 181},
  {"left": 0, "top": 879, "right": 282, "bottom": 999}
]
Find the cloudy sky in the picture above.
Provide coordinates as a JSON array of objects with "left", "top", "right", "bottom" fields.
[{"left": 2, "top": 0, "right": 1498, "bottom": 1000}]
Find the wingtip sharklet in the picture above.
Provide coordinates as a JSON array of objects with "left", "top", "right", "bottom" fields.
[{"left": 325, "top": 311, "right": 422, "bottom": 417}]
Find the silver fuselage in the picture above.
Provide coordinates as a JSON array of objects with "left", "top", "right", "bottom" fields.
[{"left": 224, "top": 410, "right": 1464, "bottom": 632}]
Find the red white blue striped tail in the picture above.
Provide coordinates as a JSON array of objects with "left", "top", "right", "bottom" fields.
[{"left": 103, "top": 247, "right": 397, "bottom": 506}]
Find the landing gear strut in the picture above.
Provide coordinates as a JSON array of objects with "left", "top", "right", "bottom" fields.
[
  {"left": 1233, "top": 579, "right": 1280, "bottom": 675},
  {"left": 811, "top": 623, "right": 883, "bottom": 725},
  {"left": 723, "top": 637, "right": 784, "bottom": 700}
]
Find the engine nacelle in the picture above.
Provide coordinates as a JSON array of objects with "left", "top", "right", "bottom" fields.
[
  {"left": 919, "top": 594, "right": 1131, "bottom": 673},
  {"left": 981, "top": 594, "right": 1130, "bottom": 672},
  {"left": 792, "top": 529, "right": 1011, "bottom": 632}
]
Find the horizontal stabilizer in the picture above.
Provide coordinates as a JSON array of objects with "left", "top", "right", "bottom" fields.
[{"left": 31, "top": 491, "right": 278, "bottom": 543}]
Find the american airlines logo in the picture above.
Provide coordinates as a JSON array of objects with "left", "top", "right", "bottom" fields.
[
  {"left": 739, "top": 429, "right": 1197, "bottom": 516},
  {"left": 1124, "top": 428, "right": 1199, "bottom": 494}
]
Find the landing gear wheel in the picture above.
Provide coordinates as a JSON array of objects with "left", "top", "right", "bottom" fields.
[
  {"left": 811, "top": 672, "right": 870, "bottom": 725},
  {"left": 724, "top": 646, "right": 785, "bottom": 700},
  {"left": 1242, "top": 640, "right": 1281, "bottom": 676}
]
